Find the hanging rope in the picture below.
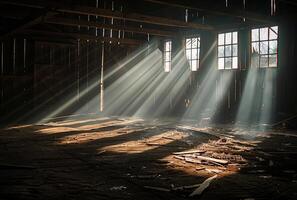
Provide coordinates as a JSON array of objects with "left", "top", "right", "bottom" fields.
[
  {"left": 243, "top": 0, "right": 246, "bottom": 22},
  {"left": 226, "top": 0, "right": 228, "bottom": 7},
  {"left": 185, "top": 9, "right": 188, "bottom": 22},
  {"left": 271, "top": 0, "right": 276, "bottom": 16}
]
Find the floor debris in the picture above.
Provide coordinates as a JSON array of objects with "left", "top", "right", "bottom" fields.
[
  {"left": 110, "top": 186, "right": 127, "bottom": 191},
  {"left": 144, "top": 186, "right": 170, "bottom": 192},
  {"left": 189, "top": 175, "right": 218, "bottom": 197}
]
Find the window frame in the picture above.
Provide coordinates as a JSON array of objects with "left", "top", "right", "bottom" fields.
[
  {"left": 163, "top": 39, "right": 172, "bottom": 72},
  {"left": 217, "top": 31, "right": 239, "bottom": 70},
  {"left": 250, "top": 26, "right": 279, "bottom": 68},
  {"left": 185, "top": 36, "right": 201, "bottom": 71}
]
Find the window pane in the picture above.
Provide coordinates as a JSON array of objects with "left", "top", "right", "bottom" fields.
[
  {"left": 260, "top": 28, "right": 268, "bottom": 40},
  {"left": 252, "top": 29, "right": 259, "bottom": 41},
  {"left": 218, "top": 58, "right": 224, "bottom": 69},
  {"left": 165, "top": 62, "right": 170, "bottom": 72},
  {"left": 269, "top": 54, "right": 277, "bottom": 67},
  {"left": 192, "top": 38, "right": 198, "bottom": 48},
  {"left": 226, "top": 32, "right": 232, "bottom": 44},
  {"left": 252, "top": 42, "right": 260, "bottom": 54},
  {"left": 186, "top": 49, "right": 191, "bottom": 60},
  {"left": 186, "top": 39, "right": 191, "bottom": 49},
  {"left": 260, "top": 55, "right": 268, "bottom": 68},
  {"left": 232, "top": 57, "right": 238, "bottom": 69},
  {"left": 269, "top": 40, "right": 277, "bottom": 54},
  {"left": 232, "top": 32, "right": 238, "bottom": 43},
  {"left": 191, "top": 60, "right": 197, "bottom": 71},
  {"left": 232, "top": 45, "right": 238, "bottom": 57},
  {"left": 165, "top": 41, "right": 171, "bottom": 51},
  {"left": 225, "top": 45, "right": 232, "bottom": 57},
  {"left": 271, "top": 26, "right": 278, "bottom": 33},
  {"left": 225, "top": 57, "right": 232, "bottom": 69},
  {"left": 260, "top": 41, "right": 269, "bottom": 54},
  {"left": 218, "top": 46, "right": 224, "bottom": 57},
  {"left": 197, "top": 49, "right": 200, "bottom": 59},
  {"left": 218, "top": 34, "right": 224, "bottom": 45},
  {"left": 269, "top": 27, "right": 278, "bottom": 40},
  {"left": 192, "top": 49, "right": 197, "bottom": 59}
]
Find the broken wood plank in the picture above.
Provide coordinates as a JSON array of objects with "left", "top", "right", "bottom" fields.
[
  {"left": 174, "top": 155, "right": 185, "bottom": 160},
  {"left": 195, "top": 155, "right": 228, "bottom": 165},
  {"left": 172, "top": 183, "right": 201, "bottom": 191},
  {"left": 185, "top": 157, "right": 202, "bottom": 164},
  {"left": 173, "top": 150, "right": 206, "bottom": 155},
  {"left": 189, "top": 175, "right": 217, "bottom": 197},
  {"left": 144, "top": 186, "right": 170, "bottom": 192}
]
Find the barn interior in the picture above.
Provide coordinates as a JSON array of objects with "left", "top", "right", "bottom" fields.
[{"left": 1, "top": 0, "right": 297, "bottom": 199}]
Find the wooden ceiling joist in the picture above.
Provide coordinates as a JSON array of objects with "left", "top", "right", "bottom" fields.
[
  {"left": 0, "top": 11, "right": 57, "bottom": 39},
  {"left": 57, "top": 6, "right": 214, "bottom": 30},
  {"left": 0, "top": 0, "right": 214, "bottom": 30},
  {"left": 46, "top": 17, "right": 175, "bottom": 37},
  {"left": 143, "top": 0, "right": 277, "bottom": 24},
  {"left": 20, "top": 29, "right": 144, "bottom": 46}
]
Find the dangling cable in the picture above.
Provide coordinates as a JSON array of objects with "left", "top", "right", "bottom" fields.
[
  {"left": 271, "top": 0, "right": 276, "bottom": 16},
  {"left": 243, "top": 0, "right": 246, "bottom": 22}
]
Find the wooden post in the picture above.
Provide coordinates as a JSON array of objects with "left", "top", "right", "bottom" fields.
[{"left": 100, "top": 42, "right": 104, "bottom": 112}]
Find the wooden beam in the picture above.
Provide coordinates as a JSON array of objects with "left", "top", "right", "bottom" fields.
[
  {"left": 20, "top": 30, "right": 144, "bottom": 46},
  {"left": 57, "top": 6, "right": 213, "bottom": 30},
  {"left": 0, "top": 74, "right": 33, "bottom": 81},
  {"left": 0, "top": 11, "right": 57, "bottom": 40},
  {"left": 279, "top": 0, "right": 297, "bottom": 6},
  {"left": 143, "top": 0, "right": 278, "bottom": 24},
  {"left": 46, "top": 17, "right": 175, "bottom": 37},
  {"left": 0, "top": 0, "right": 214, "bottom": 30}
]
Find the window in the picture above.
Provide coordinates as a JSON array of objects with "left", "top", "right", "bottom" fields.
[
  {"left": 251, "top": 26, "right": 278, "bottom": 68},
  {"left": 218, "top": 31, "right": 238, "bottom": 70},
  {"left": 185, "top": 37, "right": 200, "bottom": 71},
  {"left": 164, "top": 40, "right": 172, "bottom": 72}
]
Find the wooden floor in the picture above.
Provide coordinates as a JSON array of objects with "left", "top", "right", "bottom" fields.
[{"left": 1, "top": 116, "right": 297, "bottom": 200}]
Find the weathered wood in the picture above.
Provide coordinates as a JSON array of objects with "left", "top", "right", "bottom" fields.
[
  {"left": 189, "top": 175, "right": 217, "bottom": 197},
  {"left": 46, "top": 17, "right": 175, "bottom": 37},
  {"left": 0, "top": 0, "right": 214, "bottom": 30},
  {"left": 173, "top": 150, "right": 206, "bottom": 155},
  {"left": 185, "top": 157, "right": 202, "bottom": 164},
  {"left": 143, "top": 0, "right": 278, "bottom": 24},
  {"left": 144, "top": 186, "right": 170, "bottom": 192},
  {"left": 195, "top": 155, "right": 228, "bottom": 165},
  {"left": 20, "top": 30, "right": 144, "bottom": 46},
  {"left": 0, "top": 11, "right": 57, "bottom": 40},
  {"left": 57, "top": 6, "right": 214, "bottom": 30}
]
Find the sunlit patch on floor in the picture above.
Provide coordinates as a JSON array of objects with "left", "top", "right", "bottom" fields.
[{"left": 100, "top": 130, "right": 189, "bottom": 154}]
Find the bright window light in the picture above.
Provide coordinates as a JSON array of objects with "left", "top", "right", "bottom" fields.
[
  {"left": 218, "top": 31, "right": 238, "bottom": 70},
  {"left": 251, "top": 26, "right": 278, "bottom": 68},
  {"left": 185, "top": 37, "right": 200, "bottom": 71},
  {"left": 164, "top": 40, "right": 172, "bottom": 72}
]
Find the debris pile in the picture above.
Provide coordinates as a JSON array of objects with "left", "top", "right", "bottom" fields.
[
  {"left": 144, "top": 175, "right": 218, "bottom": 197},
  {"left": 172, "top": 137, "right": 253, "bottom": 173}
]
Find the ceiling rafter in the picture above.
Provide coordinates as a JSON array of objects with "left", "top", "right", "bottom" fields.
[
  {"left": 46, "top": 17, "right": 175, "bottom": 37},
  {"left": 143, "top": 0, "right": 278, "bottom": 24},
  {"left": 20, "top": 29, "right": 144, "bottom": 46},
  {"left": 0, "top": 0, "right": 214, "bottom": 30},
  {"left": 0, "top": 11, "right": 57, "bottom": 39}
]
